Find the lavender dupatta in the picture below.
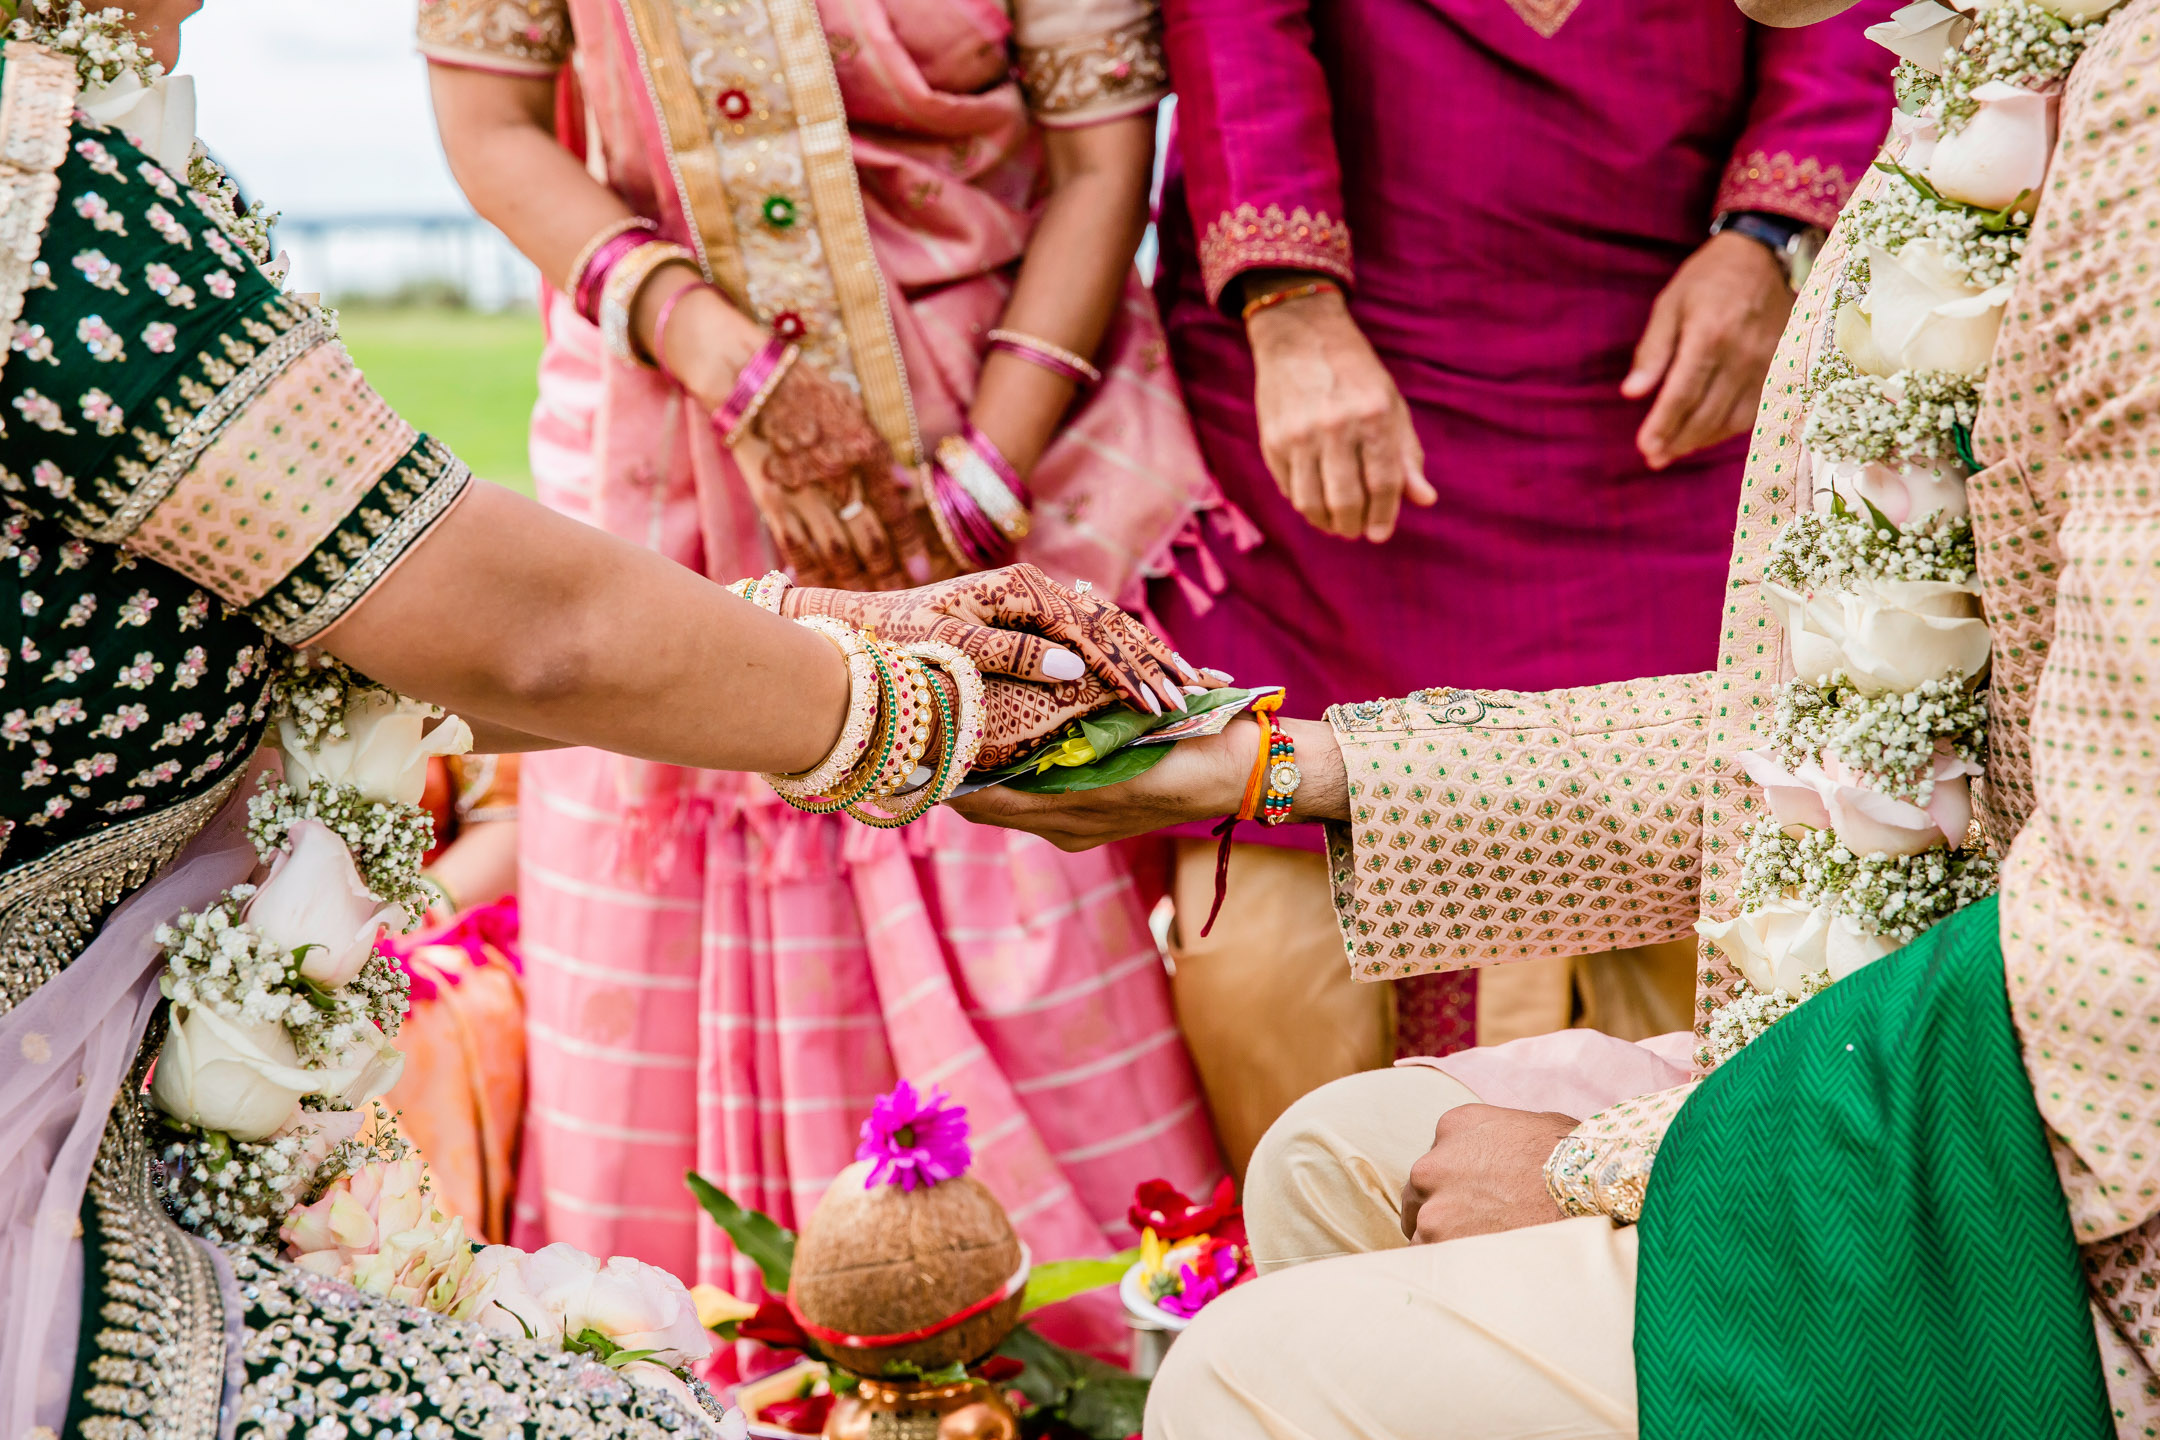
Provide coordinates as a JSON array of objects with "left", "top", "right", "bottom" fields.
[{"left": 0, "top": 786, "right": 258, "bottom": 1437}]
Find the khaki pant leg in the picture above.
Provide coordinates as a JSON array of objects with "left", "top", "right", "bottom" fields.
[
  {"left": 1168, "top": 839, "right": 1392, "bottom": 1180},
  {"left": 1245, "top": 1065, "right": 1478, "bottom": 1272},
  {"left": 1147, "top": 1216, "right": 1640, "bottom": 1440}
]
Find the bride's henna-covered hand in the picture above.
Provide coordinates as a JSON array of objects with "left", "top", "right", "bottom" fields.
[
  {"left": 742, "top": 361, "right": 929, "bottom": 591},
  {"left": 972, "top": 673, "right": 1114, "bottom": 772},
  {"left": 783, "top": 563, "right": 1202, "bottom": 715}
]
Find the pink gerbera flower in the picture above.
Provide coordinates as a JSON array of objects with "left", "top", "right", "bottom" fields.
[{"left": 856, "top": 1079, "right": 971, "bottom": 1191}]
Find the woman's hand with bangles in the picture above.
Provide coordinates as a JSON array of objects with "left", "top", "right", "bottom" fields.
[
  {"left": 735, "top": 359, "right": 931, "bottom": 591},
  {"left": 781, "top": 563, "right": 1207, "bottom": 718}
]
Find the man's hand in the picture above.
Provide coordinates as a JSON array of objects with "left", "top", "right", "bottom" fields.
[
  {"left": 1623, "top": 230, "right": 1795, "bottom": 471},
  {"left": 1399, "top": 1104, "right": 1578, "bottom": 1245},
  {"left": 1246, "top": 280, "right": 1436, "bottom": 543}
]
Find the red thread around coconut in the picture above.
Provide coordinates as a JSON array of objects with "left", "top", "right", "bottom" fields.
[{"left": 785, "top": 1245, "right": 1030, "bottom": 1350}]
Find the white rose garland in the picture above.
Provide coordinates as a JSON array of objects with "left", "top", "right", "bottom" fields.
[{"left": 1696, "top": 0, "right": 2129, "bottom": 1068}]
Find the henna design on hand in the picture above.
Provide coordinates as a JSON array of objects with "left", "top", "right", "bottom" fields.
[
  {"left": 782, "top": 563, "right": 1191, "bottom": 713},
  {"left": 973, "top": 674, "right": 1113, "bottom": 772}
]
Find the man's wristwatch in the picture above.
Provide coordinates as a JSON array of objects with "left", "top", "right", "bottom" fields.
[{"left": 1710, "top": 210, "right": 1826, "bottom": 292}]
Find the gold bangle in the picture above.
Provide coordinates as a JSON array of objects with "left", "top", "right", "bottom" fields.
[
  {"left": 1240, "top": 279, "right": 1343, "bottom": 324},
  {"left": 600, "top": 242, "right": 697, "bottom": 368}
]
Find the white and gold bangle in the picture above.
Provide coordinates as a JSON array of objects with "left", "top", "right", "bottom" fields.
[
  {"left": 750, "top": 569, "right": 792, "bottom": 614},
  {"left": 763, "top": 616, "right": 880, "bottom": 802},
  {"left": 600, "top": 241, "right": 696, "bottom": 368},
  {"left": 934, "top": 433, "right": 1032, "bottom": 543},
  {"left": 848, "top": 643, "right": 985, "bottom": 826},
  {"left": 858, "top": 646, "right": 935, "bottom": 799}
]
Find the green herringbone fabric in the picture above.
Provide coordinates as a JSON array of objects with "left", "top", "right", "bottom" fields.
[{"left": 1637, "top": 896, "right": 2111, "bottom": 1439}]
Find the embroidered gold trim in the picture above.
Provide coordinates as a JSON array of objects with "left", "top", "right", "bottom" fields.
[
  {"left": 615, "top": 0, "right": 922, "bottom": 464},
  {"left": 1196, "top": 202, "right": 1354, "bottom": 307},
  {"left": 268, "top": 437, "right": 472, "bottom": 645},
  {"left": 1715, "top": 148, "right": 1853, "bottom": 232},
  {"left": 415, "top": 0, "right": 573, "bottom": 74},
  {"left": 94, "top": 316, "right": 332, "bottom": 545},
  {"left": 0, "top": 42, "right": 78, "bottom": 391},
  {"left": 77, "top": 1052, "right": 230, "bottom": 1440},
  {"left": 0, "top": 769, "right": 244, "bottom": 1015},
  {"left": 1017, "top": 15, "right": 1168, "bottom": 123},
  {"left": 1504, "top": 0, "right": 1585, "bottom": 38}
]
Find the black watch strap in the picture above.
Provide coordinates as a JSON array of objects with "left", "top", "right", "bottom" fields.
[{"left": 1711, "top": 209, "right": 1824, "bottom": 291}]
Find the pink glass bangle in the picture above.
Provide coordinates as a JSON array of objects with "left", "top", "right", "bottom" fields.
[
  {"left": 926, "top": 455, "right": 1014, "bottom": 571},
  {"left": 574, "top": 224, "right": 657, "bottom": 325},
  {"left": 650, "top": 280, "right": 703, "bottom": 384},
  {"left": 712, "top": 335, "right": 801, "bottom": 444},
  {"left": 986, "top": 328, "right": 1102, "bottom": 387}
]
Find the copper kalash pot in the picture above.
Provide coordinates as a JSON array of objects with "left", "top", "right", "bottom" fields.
[{"left": 823, "top": 1375, "right": 1020, "bottom": 1440}]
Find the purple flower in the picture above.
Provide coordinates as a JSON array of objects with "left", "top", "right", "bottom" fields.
[
  {"left": 1157, "top": 1241, "right": 1244, "bottom": 1320},
  {"left": 856, "top": 1080, "right": 971, "bottom": 1191}
]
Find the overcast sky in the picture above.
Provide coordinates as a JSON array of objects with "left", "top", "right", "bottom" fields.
[{"left": 181, "top": 0, "right": 469, "bottom": 219}]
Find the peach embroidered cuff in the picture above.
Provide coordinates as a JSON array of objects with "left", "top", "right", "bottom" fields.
[
  {"left": 1545, "top": 1080, "right": 1698, "bottom": 1224},
  {"left": 1197, "top": 203, "right": 1354, "bottom": 310},
  {"left": 1715, "top": 149, "right": 1853, "bottom": 232},
  {"left": 1323, "top": 673, "right": 1712, "bottom": 980}
]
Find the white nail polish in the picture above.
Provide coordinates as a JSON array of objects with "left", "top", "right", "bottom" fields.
[
  {"left": 1182, "top": 685, "right": 1208, "bottom": 696},
  {"left": 1140, "top": 688, "right": 1162, "bottom": 716},
  {"left": 1161, "top": 682, "right": 1187, "bottom": 713},
  {"left": 1202, "top": 668, "right": 1236, "bottom": 684},
  {"left": 1172, "top": 652, "right": 1201, "bottom": 681},
  {"left": 1042, "top": 648, "right": 1086, "bottom": 681}
]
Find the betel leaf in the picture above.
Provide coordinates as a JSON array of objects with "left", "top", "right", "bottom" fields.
[
  {"left": 998, "top": 742, "right": 1171, "bottom": 795},
  {"left": 1018, "top": 1250, "right": 1139, "bottom": 1316},
  {"left": 685, "top": 1171, "right": 796, "bottom": 1292},
  {"left": 993, "top": 1323, "right": 1151, "bottom": 1440}
]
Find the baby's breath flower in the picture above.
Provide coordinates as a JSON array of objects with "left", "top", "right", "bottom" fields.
[
  {"left": 1803, "top": 352, "right": 1978, "bottom": 466},
  {"left": 150, "top": 1099, "right": 409, "bottom": 1249},
  {"left": 1772, "top": 674, "right": 1987, "bottom": 800},
  {"left": 247, "top": 779, "right": 435, "bottom": 915},
  {"left": 1765, "top": 504, "right": 1976, "bottom": 593},
  {"left": 1841, "top": 187, "right": 2029, "bottom": 290},
  {"left": 1696, "top": 971, "right": 1833, "bottom": 1070},
  {"left": 1937, "top": 0, "right": 2106, "bottom": 136}
]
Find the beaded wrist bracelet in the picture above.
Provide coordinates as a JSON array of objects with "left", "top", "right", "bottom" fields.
[{"left": 986, "top": 328, "right": 1103, "bottom": 388}]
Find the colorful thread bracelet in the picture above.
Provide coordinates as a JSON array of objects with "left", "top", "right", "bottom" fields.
[
  {"left": 569, "top": 217, "right": 656, "bottom": 320},
  {"left": 1239, "top": 279, "right": 1342, "bottom": 324},
  {"left": 713, "top": 335, "right": 801, "bottom": 445},
  {"left": 986, "top": 328, "right": 1102, "bottom": 387},
  {"left": 1258, "top": 722, "right": 1298, "bottom": 825}
]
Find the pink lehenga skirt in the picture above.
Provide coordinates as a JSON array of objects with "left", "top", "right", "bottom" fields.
[{"left": 511, "top": 303, "right": 1224, "bottom": 1356}]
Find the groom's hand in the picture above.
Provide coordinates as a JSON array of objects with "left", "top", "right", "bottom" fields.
[{"left": 1400, "top": 1104, "right": 1577, "bottom": 1245}]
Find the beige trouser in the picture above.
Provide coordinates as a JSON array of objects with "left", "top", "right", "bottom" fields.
[
  {"left": 1146, "top": 1066, "right": 1640, "bottom": 1439},
  {"left": 1168, "top": 839, "right": 1393, "bottom": 1179}
]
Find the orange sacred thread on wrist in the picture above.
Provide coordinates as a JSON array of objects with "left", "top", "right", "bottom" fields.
[
  {"left": 1240, "top": 279, "right": 1342, "bottom": 323},
  {"left": 1204, "top": 694, "right": 1285, "bottom": 937}
]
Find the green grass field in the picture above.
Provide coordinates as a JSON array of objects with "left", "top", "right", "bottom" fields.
[{"left": 336, "top": 306, "right": 543, "bottom": 497}]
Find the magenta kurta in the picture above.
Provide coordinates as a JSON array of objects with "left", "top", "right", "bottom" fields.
[{"left": 1152, "top": 0, "right": 1899, "bottom": 796}]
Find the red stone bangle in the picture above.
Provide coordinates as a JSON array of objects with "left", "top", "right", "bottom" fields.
[
  {"left": 986, "top": 328, "right": 1102, "bottom": 387},
  {"left": 711, "top": 335, "right": 801, "bottom": 445},
  {"left": 572, "top": 222, "right": 657, "bottom": 325}
]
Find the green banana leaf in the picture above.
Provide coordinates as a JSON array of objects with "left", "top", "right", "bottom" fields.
[
  {"left": 685, "top": 1171, "right": 796, "bottom": 1291},
  {"left": 1018, "top": 1250, "right": 1139, "bottom": 1315}
]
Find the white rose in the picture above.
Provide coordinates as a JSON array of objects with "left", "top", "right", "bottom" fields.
[
  {"left": 150, "top": 1005, "right": 320, "bottom": 1140},
  {"left": 1853, "top": 242, "right": 2014, "bottom": 378},
  {"left": 471, "top": 1242, "right": 595, "bottom": 1342},
  {"left": 572, "top": 1254, "right": 714, "bottom": 1367},
  {"left": 1826, "top": 914, "right": 1903, "bottom": 979},
  {"left": 324, "top": 1019, "right": 406, "bottom": 1110},
  {"left": 2027, "top": 0, "right": 2122, "bottom": 20},
  {"left": 1890, "top": 107, "right": 1941, "bottom": 173},
  {"left": 1924, "top": 82, "right": 2055, "bottom": 212},
  {"left": 1697, "top": 899, "right": 1835, "bottom": 995},
  {"left": 1817, "top": 455, "right": 1971, "bottom": 527},
  {"left": 78, "top": 71, "right": 197, "bottom": 175},
  {"left": 1738, "top": 750, "right": 1835, "bottom": 833},
  {"left": 1764, "top": 577, "right": 1991, "bottom": 694},
  {"left": 243, "top": 818, "right": 406, "bottom": 988},
  {"left": 1864, "top": 0, "right": 1972, "bottom": 74},
  {"left": 280, "top": 692, "right": 473, "bottom": 807}
]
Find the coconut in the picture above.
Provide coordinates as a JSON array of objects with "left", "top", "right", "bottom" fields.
[{"left": 790, "top": 1160, "right": 1025, "bottom": 1376}]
